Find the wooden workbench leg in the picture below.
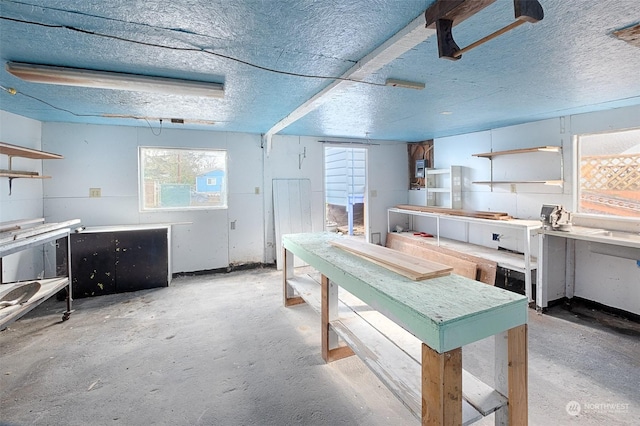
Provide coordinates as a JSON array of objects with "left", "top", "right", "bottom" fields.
[
  {"left": 283, "top": 247, "right": 304, "bottom": 307},
  {"left": 495, "top": 324, "right": 528, "bottom": 425},
  {"left": 421, "top": 344, "right": 462, "bottom": 425},
  {"left": 321, "top": 274, "right": 354, "bottom": 363}
]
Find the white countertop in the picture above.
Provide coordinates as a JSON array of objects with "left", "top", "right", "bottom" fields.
[{"left": 543, "top": 226, "right": 640, "bottom": 249}]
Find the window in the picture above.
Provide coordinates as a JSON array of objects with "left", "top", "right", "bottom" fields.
[
  {"left": 139, "top": 147, "right": 227, "bottom": 211},
  {"left": 576, "top": 128, "right": 640, "bottom": 217}
]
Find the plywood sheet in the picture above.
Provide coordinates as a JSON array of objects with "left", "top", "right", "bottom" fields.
[{"left": 386, "top": 233, "right": 497, "bottom": 285}]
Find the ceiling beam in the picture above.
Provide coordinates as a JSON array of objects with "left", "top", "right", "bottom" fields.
[{"left": 263, "top": 12, "right": 436, "bottom": 155}]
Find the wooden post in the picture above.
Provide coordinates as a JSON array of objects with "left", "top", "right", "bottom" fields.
[
  {"left": 495, "top": 324, "right": 528, "bottom": 425},
  {"left": 508, "top": 325, "right": 528, "bottom": 425},
  {"left": 321, "top": 274, "right": 354, "bottom": 362},
  {"left": 282, "top": 247, "right": 304, "bottom": 307},
  {"left": 421, "top": 344, "right": 462, "bottom": 425}
]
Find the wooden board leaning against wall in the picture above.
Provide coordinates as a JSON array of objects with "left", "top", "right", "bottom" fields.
[{"left": 386, "top": 232, "right": 498, "bottom": 285}]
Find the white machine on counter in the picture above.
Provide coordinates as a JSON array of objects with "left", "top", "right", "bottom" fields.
[{"left": 540, "top": 204, "right": 572, "bottom": 231}]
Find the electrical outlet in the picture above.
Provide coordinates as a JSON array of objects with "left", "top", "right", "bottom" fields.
[
  {"left": 492, "top": 233, "right": 501, "bottom": 241},
  {"left": 255, "top": 187, "right": 260, "bottom": 195},
  {"left": 89, "top": 188, "right": 101, "bottom": 198}
]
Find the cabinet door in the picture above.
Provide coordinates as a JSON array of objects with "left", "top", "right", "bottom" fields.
[
  {"left": 115, "top": 229, "right": 168, "bottom": 292},
  {"left": 70, "top": 233, "right": 117, "bottom": 298}
]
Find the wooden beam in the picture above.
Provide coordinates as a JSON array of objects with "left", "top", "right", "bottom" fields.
[
  {"left": 321, "top": 274, "right": 354, "bottom": 362},
  {"left": 264, "top": 12, "right": 436, "bottom": 154},
  {"left": 508, "top": 324, "right": 528, "bottom": 425},
  {"left": 425, "top": 0, "right": 496, "bottom": 29},
  {"left": 422, "top": 344, "right": 463, "bottom": 425},
  {"left": 283, "top": 247, "right": 305, "bottom": 307}
]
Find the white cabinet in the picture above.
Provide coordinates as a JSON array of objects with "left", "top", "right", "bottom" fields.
[{"left": 408, "top": 166, "right": 461, "bottom": 209}]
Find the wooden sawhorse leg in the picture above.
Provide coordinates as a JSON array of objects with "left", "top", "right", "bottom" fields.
[
  {"left": 495, "top": 324, "right": 528, "bottom": 425},
  {"left": 421, "top": 344, "right": 463, "bottom": 425},
  {"left": 321, "top": 274, "right": 354, "bottom": 362},
  {"left": 283, "top": 247, "right": 305, "bottom": 307}
]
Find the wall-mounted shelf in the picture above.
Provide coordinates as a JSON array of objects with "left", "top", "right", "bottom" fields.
[
  {"left": 473, "top": 180, "right": 564, "bottom": 186},
  {"left": 472, "top": 146, "right": 563, "bottom": 189},
  {"left": 0, "top": 141, "right": 62, "bottom": 192},
  {"left": 472, "top": 146, "right": 561, "bottom": 159}
]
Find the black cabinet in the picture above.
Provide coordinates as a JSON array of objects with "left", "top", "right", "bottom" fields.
[{"left": 60, "top": 226, "right": 170, "bottom": 298}]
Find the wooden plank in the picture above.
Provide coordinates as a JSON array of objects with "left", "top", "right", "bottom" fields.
[
  {"left": 0, "top": 169, "right": 38, "bottom": 176},
  {"left": 386, "top": 234, "right": 477, "bottom": 280},
  {"left": 396, "top": 204, "right": 511, "bottom": 220},
  {"left": 472, "top": 146, "right": 561, "bottom": 158},
  {"left": 0, "top": 141, "right": 63, "bottom": 160},
  {"left": 0, "top": 171, "right": 50, "bottom": 179},
  {"left": 422, "top": 344, "right": 463, "bottom": 425},
  {"left": 386, "top": 233, "right": 497, "bottom": 285},
  {"left": 0, "top": 219, "right": 80, "bottom": 244},
  {"left": 0, "top": 218, "right": 45, "bottom": 234},
  {"left": 330, "top": 238, "right": 452, "bottom": 280}
]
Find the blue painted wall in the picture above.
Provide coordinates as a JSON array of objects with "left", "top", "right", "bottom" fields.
[{"left": 196, "top": 169, "right": 225, "bottom": 192}]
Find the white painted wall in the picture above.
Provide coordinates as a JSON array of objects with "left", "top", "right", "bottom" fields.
[
  {"left": 433, "top": 105, "right": 640, "bottom": 314},
  {"left": 0, "top": 111, "right": 44, "bottom": 282},
  {"left": 42, "top": 123, "right": 265, "bottom": 273},
  {"left": 566, "top": 105, "right": 640, "bottom": 314},
  {"left": 367, "top": 142, "right": 409, "bottom": 246},
  {"left": 264, "top": 136, "right": 408, "bottom": 261}
]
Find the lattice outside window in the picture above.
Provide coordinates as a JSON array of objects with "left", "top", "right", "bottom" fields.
[{"left": 577, "top": 128, "right": 640, "bottom": 217}]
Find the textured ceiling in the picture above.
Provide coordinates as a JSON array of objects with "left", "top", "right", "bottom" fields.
[{"left": 0, "top": 0, "right": 639, "bottom": 141}]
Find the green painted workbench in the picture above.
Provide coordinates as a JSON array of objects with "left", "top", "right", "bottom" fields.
[{"left": 282, "top": 232, "right": 529, "bottom": 425}]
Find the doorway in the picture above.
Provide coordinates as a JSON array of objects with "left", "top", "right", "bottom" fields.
[{"left": 324, "top": 146, "right": 367, "bottom": 237}]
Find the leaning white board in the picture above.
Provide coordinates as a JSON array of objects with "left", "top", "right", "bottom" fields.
[{"left": 273, "top": 179, "right": 313, "bottom": 269}]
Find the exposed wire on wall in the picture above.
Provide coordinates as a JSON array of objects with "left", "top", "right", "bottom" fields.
[
  {"left": 2, "top": 85, "right": 166, "bottom": 136},
  {"left": 0, "top": 15, "right": 387, "bottom": 87}
]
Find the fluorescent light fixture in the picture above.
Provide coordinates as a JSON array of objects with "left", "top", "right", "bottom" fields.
[
  {"left": 5, "top": 62, "right": 224, "bottom": 98},
  {"left": 384, "top": 78, "right": 425, "bottom": 90}
]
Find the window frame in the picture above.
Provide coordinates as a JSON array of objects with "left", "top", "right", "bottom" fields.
[
  {"left": 138, "top": 146, "right": 228, "bottom": 212},
  {"left": 573, "top": 127, "right": 640, "bottom": 220}
]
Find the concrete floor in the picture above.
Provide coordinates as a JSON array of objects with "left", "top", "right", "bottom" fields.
[{"left": 1, "top": 267, "right": 638, "bottom": 426}]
